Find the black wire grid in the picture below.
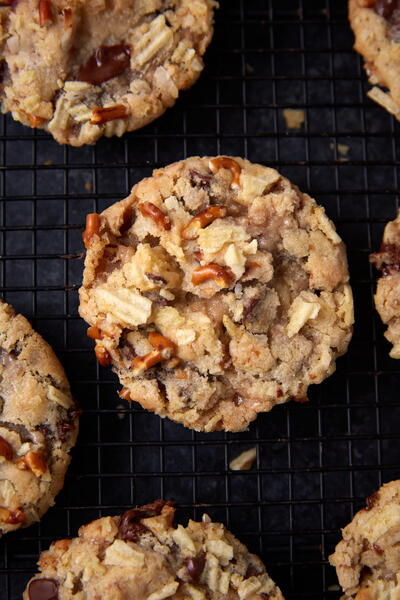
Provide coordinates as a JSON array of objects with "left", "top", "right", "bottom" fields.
[{"left": 0, "top": 0, "right": 399, "bottom": 598}]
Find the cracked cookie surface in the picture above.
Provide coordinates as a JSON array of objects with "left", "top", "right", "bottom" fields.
[
  {"left": 23, "top": 500, "right": 285, "bottom": 600},
  {"left": 0, "top": 300, "right": 79, "bottom": 535},
  {"left": 349, "top": 0, "right": 400, "bottom": 119},
  {"left": 0, "top": 0, "right": 215, "bottom": 146},
  {"left": 370, "top": 211, "right": 400, "bottom": 358},
  {"left": 79, "top": 156, "right": 353, "bottom": 432},
  {"left": 330, "top": 480, "right": 400, "bottom": 600}
]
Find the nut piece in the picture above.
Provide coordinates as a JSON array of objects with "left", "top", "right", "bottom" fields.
[
  {"left": 95, "top": 344, "right": 111, "bottom": 367},
  {"left": 192, "top": 263, "right": 234, "bottom": 287},
  {"left": 209, "top": 157, "right": 241, "bottom": 189},
  {"left": 139, "top": 202, "right": 171, "bottom": 231},
  {"left": 87, "top": 326, "right": 102, "bottom": 340},
  {"left": 287, "top": 292, "right": 321, "bottom": 338},
  {"left": 0, "top": 436, "right": 12, "bottom": 461},
  {"left": 0, "top": 506, "right": 24, "bottom": 525},
  {"left": 82, "top": 213, "right": 100, "bottom": 249},
  {"left": 90, "top": 105, "right": 128, "bottom": 125},
  {"left": 229, "top": 448, "right": 257, "bottom": 471},
  {"left": 39, "top": 0, "right": 53, "bottom": 26},
  {"left": 182, "top": 206, "right": 227, "bottom": 240},
  {"left": 22, "top": 451, "right": 47, "bottom": 477}
]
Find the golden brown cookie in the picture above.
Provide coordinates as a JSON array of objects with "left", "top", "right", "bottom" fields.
[
  {"left": 0, "top": 300, "right": 79, "bottom": 535},
  {"left": 79, "top": 156, "right": 354, "bottom": 432},
  {"left": 349, "top": 0, "right": 400, "bottom": 119},
  {"left": 330, "top": 480, "right": 400, "bottom": 599},
  {"left": 0, "top": 0, "right": 215, "bottom": 145},
  {"left": 24, "top": 500, "right": 285, "bottom": 600},
  {"left": 370, "top": 210, "right": 400, "bottom": 358}
]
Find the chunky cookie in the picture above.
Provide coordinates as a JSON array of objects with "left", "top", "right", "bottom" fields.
[
  {"left": 330, "top": 480, "right": 400, "bottom": 600},
  {"left": 79, "top": 156, "right": 354, "bottom": 432},
  {"left": 349, "top": 0, "right": 400, "bottom": 119},
  {"left": 0, "top": 0, "right": 215, "bottom": 146},
  {"left": 0, "top": 300, "right": 79, "bottom": 535},
  {"left": 24, "top": 499, "right": 285, "bottom": 600},
  {"left": 370, "top": 211, "right": 400, "bottom": 358}
]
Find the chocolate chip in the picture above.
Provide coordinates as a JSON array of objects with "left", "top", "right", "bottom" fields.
[
  {"left": 366, "top": 491, "right": 380, "bottom": 510},
  {"left": 28, "top": 578, "right": 58, "bottom": 600},
  {"left": 146, "top": 272, "right": 167, "bottom": 285},
  {"left": 245, "top": 564, "right": 261, "bottom": 578},
  {"left": 77, "top": 44, "right": 131, "bottom": 85},
  {"left": 189, "top": 169, "right": 212, "bottom": 188},
  {"left": 370, "top": 243, "right": 400, "bottom": 275},
  {"left": 118, "top": 499, "right": 174, "bottom": 542},
  {"left": 373, "top": 542, "right": 384, "bottom": 555},
  {"left": 373, "top": 0, "right": 398, "bottom": 20},
  {"left": 57, "top": 408, "right": 82, "bottom": 442},
  {"left": 184, "top": 553, "right": 206, "bottom": 582},
  {"left": 232, "top": 393, "right": 243, "bottom": 406},
  {"left": 243, "top": 297, "right": 260, "bottom": 320}
]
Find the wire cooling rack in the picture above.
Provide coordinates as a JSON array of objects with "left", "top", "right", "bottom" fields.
[{"left": 1, "top": 0, "right": 399, "bottom": 598}]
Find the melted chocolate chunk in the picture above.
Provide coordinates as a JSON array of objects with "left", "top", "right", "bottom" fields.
[
  {"left": 366, "top": 491, "right": 380, "bottom": 510},
  {"left": 232, "top": 393, "right": 244, "bottom": 406},
  {"left": 28, "top": 578, "right": 58, "bottom": 600},
  {"left": 243, "top": 297, "right": 260, "bottom": 321},
  {"left": 146, "top": 272, "right": 167, "bottom": 285},
  {"left": 57, "top": 408, "right": 82, "bottom": 442},
  {"left": 373, "top": 0, "right": 399, "bottom": 20},
  {"left": 184, "top": 553, "right": 206, "bottom": 582},
  {"left": 118, "top": 499, "right": 174, "bottom": 542},
  {"left": 373, "top": 542, "right": 384, "bottom": 555},
  {"left": 189, "top": 169, "right": 213, "bottom": 188},
  {"left": 370, "top": 243, "right": 400, "bottom": 275},
  {"left": 77, "top": 44, "right": 131, "bottom": 85},
  {"left": 245, "top": 564, "right": 262, "bottom": 578}
]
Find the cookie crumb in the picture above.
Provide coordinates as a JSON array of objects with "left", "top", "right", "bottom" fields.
[
  {"left": 330, "top": 142, "right": 350, "bottom": 159},
  {"left": 229, "top": 448, "right": 257, "bottom": 471},
  {"left": 283, "top": 108, "right": 305, "bottom": 129}
]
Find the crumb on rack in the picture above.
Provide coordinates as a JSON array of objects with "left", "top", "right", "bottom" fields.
[
  {"left": 229, "top": 447, "right": 257, "bottom": 471},
  {"left": 283, "top": 108, "right": 305, "bottom": 129},
  {"left": 330, "top": 142, "right": 349, "bottom": 158}
]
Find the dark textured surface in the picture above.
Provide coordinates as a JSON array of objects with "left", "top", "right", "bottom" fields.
[{"left": 0, "top": 1, "right": 399, "bottom": 598}]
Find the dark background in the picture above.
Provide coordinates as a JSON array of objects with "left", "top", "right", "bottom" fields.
[{"left": 1, "top": 1, "right": 399, "bottom": 598}]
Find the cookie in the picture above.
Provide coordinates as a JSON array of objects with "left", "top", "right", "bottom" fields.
[
  {"left": 349, "top": 0, "right": 400, "bottom": 119},
  {"left": 0, "top": 0, "right": 215, "bottom": 146},
  {"left": 369, "top": 211, "right": 400, "bottom": 358},
  {"left": 0, "top": 300, "right": 79, "bottom": 535},
  {"left": 329, "top": 480, "right": 400, "bottom": 599},
  {"left": 24, "top": 499, "right": 285, "bottom": 600},
  {"left": 79, "top": 156, "right": 354, "bottom": 432}
]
